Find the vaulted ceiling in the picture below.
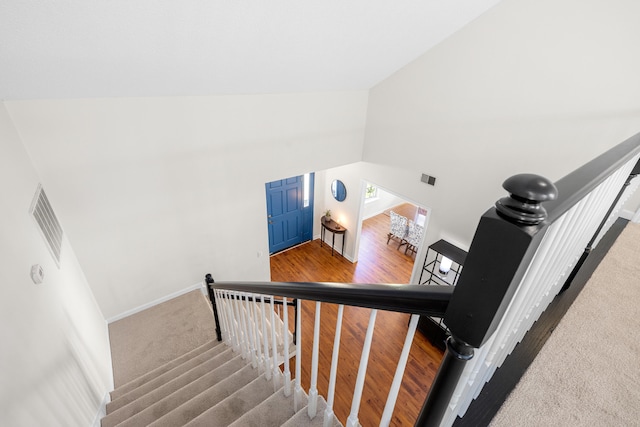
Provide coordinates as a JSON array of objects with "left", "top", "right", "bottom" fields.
[{"left": 0, "top": 0, "right": 501, "bottom": 100}]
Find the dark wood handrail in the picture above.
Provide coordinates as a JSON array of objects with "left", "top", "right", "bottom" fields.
[
  {"left": 545, "top": 132, "right": 640, "bottom": 223},
  {"left": 210, "top": 280, "right": 454, "bottom": 317}
]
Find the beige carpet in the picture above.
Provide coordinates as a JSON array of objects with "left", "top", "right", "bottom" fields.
[
  {"left": 109, "top": 290, "right": 217, "bottom": 387},
  {"left": 491, "top": 223, "right": 640, "bottom": 426}
]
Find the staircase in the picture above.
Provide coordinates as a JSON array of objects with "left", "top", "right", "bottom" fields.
[{"left": 101, "top": 338, "right": 343, "bottom": 426}]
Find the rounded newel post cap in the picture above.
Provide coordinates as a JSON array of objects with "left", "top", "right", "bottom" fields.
[{"left": 495, "top": 174, "right": 558, "bottom": 225}]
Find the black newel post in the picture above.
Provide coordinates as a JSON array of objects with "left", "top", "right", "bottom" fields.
[
  {"left": 205, "top": 273, "right": 222, "bottom": 342},
  {"left": 416, "top": 174, "right": 557, "bottom": 427},
  {"left": 415, "top": 336, "right": 474, "bottom": 426}
]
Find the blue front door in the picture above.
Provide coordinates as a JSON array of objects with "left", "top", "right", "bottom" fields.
[{"left": 266, "top": 174, "right": 314, "bottom": 254}]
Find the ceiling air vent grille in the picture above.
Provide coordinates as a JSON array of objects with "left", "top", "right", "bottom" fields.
[{"left": 30, "top": 185, "right": 63, "bottom": 265}]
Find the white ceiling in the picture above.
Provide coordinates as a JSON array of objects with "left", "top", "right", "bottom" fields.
[{"left": 0, "top": 0, "right": 501, "bottom": 100}]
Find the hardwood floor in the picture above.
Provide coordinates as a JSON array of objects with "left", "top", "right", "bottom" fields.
[{"left": 270, "top": 207, "right": 444, "bottom": 426}]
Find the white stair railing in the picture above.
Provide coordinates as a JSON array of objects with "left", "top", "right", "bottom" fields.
[{"left": 210, "top": 288, "right": 444, "bottom": 426}]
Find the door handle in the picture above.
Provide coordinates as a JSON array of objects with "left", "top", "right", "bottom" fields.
[{"left": 268, "top": 221, "right": 274, "bottom": 224}]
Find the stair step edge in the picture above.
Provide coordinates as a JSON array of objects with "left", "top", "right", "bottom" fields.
[
  {"left": 118, "top": 363, "right": 260, "bottom": 427},
  {"left": 106, "top": 347, "right": 237, "bottom": 415},
  {"left": 102, "top": 354, "right": 247, "bottom": 427},
  {"left": 166, "top": 370, "right": 277, "bottom": 427},
  {"left": 111, "top": 339, "right": 225, "bottom": 399},
  {"left": 226, "top": 380, "right": 305, "bottom": 427}
]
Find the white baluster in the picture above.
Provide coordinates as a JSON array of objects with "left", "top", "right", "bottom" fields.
[
  {"left": 227, "top": 292, "right": 242, "bottom": 352},
  {"left": 323, "top": 304, "right": 344, "bottom": 427},
  {"left": 294, "top": 298, "right": 303, "bottom": 412},
  {"left": 229, "top": 291, "right": 240, "bottom": 351},
  {"left": 260, "top": 295, "right": 272, "bottom": 380},
  {"left": 346, "top": 309, "right": 378, "bottom": 427},
  {"left": 220, "top": 290, "right": 231, "bottom": 344},
  {"left": 223, "top": 290, "right": 233, "bottom": 345},
  {"left": 380, "top": 314, "right": 419, "bottom": 427},
  {"left": 242, "top": 293, "right": 253, "bottom": 362},
  {"left": 308, "top": 301, "right": 321, "bottom": 419},
  {"left": 270, "top": 297, "right": 280, "bottom": 391},
  {"left": 243, "top": 293, "right": 258, "bottom": 368},
  {"left": 215, "top": 290, "right": 227, "bottom": 342},
  {"left": 252, "top": 293, "right": 262, "bottom": 373},
  {"left": 282, "top": 297, "right": 291, "bottom": 396},
  {"left": 277, "top": 304, "right": 282, "bottom": 345},
  {"left": 235, "top": 293, "right": 248, "bottom": 359}
]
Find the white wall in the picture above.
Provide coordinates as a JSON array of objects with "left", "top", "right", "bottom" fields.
[
  {"left": 6, "top": 92, "right": 368, "bottom": 318},
  {"left": 363, "top": 0, "right": 640, "bottom": 251},
  {"left": 361, "top": 186, "right": 406, "bottom": 220},
  {"left": 0, "top": 104, "right": 112, "bottom": 426},
  {"left": 314, "top": 165, "right": 367, "bottom": 261}
]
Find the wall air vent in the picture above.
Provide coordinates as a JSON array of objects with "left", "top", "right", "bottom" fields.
[
  {"left": 421, "top": 173, "right": 436, "bottom": 186},
  {"left": 30, "top": 185, "right": 63, "bottom": 266}
]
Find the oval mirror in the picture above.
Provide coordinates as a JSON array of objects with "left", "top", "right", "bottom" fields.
[{"left": 331, "top": 179, "right": 347, "bottom": 202}]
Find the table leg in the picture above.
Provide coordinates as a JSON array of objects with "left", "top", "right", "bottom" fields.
[{"left": 331, "top": 232, "right": 335, "bottom": 256}]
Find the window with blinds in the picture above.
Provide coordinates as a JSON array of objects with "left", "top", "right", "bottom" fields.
[{"left": 30, "top": 185, "right": 63, "bottom": 265}]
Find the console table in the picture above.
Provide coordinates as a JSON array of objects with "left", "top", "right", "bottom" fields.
[
  {"left": 416, "top": 239, "right": 468, "bottom": 351},
  {"left": 320, "top": 216, "right": 346, "bottom": 257}
]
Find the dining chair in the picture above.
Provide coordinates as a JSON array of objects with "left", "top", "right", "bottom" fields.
[{"left": 387, "top": 211, "right": 408, "bottom": 248}]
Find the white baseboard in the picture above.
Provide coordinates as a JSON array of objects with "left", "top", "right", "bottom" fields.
[
  {"left": 314, "top": 236, "right": 354, "bottom": 263},
  {"left": 619, "top": 209, "right": 635, "bottom": 221},
  {"left": 91, "top": 392, "right": 110, "bottom": 427},
  {"left": 107, "top": 282, "right": 206, "bottom": 323}
]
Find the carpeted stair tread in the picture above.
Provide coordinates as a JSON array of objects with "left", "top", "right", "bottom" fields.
[
  {"left": 183, "top": 373, "right": 284, "bottom": 427},
  {"left": 136, "top": 364, "right": 260, "bottom": 427},
  {"left": 227, "top": 381, "right": 304, "bottom": 427},
  {"left": 102, "top": 352, "right": 244, "bottom": 427},
  {"left": 107, "top": 345, "right": 234, "bottom": 414},
  {"left": 110, "top": 339, "right": 223, "bottom": 401},
  {"left": 282, "top": 395, "right": 344, "bottom": 427}
]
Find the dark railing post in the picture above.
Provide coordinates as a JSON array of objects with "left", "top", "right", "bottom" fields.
[
  {"left": 416, "top": 174, "right": 558, "bottom": 426},
  {"left": 415, "top": 336, "right": 474, "bottom": 426},
  {"left": 292, "top": 298, "right": 298, "bottom": 345},
  {"left": 205, "top": 273, "right": 222, "bottom": 342}
]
